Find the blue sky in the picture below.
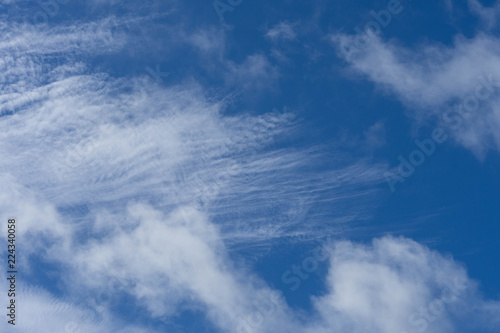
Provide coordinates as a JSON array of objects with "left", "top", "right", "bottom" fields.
[{"left": 0, "top": 0, "right": 500, "bottom": 332}]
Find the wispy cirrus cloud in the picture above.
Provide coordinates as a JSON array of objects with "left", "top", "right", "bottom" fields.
[
  {"left": 265, "top": 22, "right": 296, "bottom": 41},
  {"left": 1, "top": 3, "right": 498, "bottom": 333},
  {"left": 0, "top": 11, "right": 387, "bottom": 332}
]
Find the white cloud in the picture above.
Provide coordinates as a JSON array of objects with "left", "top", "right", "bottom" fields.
[
  {"left": 225, "top": 54, "right": 280, "bottom": 91},
  {"left": 1, "top": 7, "right": 497, "bottom": 333},
  {"left": 65, "top": 204, "right": 298, "bottom": 332},
  {"left": 0, "top": 282, "right": 159, "bottom": 333},
  {"left": 0, "top": 13, "right": 387, "bottom": 332},
  {"left": 468, "top": 0, "right": 500, "bottom": 30},
  {"left": 306, "top": 236, "right": 500, "bottom": 333},
  {"left": 186, "top": 27, "right": 226, "bottom": 57},
  {"left": 331, "top": 31, "right": 500, "bottom": 156},
  {"left": 265, "top": 22, "right": 296, "bottom": 41},
  {"left": 364, "top": 121, "right": 386, "bottom": 151}
]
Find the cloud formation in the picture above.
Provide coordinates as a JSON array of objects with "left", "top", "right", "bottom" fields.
[
  {"left": 331, "top": 30, "right": 500, "bottom": 156},
  {"left": 0, "top": 11, "right": 386, "bottom": 332},
  {"left": 0, "top": 2, "right": 498, "bottom": 333}
]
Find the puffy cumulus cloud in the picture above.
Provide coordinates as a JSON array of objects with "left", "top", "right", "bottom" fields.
[
  {"left": 62, "top": 229, "right": 500, "bottom": 333},
  {"left": 305, "top": 236, "right": 500, "bottom": 333},
  {"left": 63, "top": 204, "right": 299, "bottom": 332},
  {"left": 330, "top": 31, "right": 500, "bottom": 156},
  {"left": 6, "top": 223, "right": 500, "bottom": 333}
]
